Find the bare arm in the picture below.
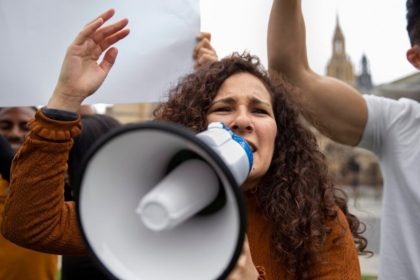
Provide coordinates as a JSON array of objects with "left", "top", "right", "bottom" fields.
[{"left": 267, "top": 0, "right": 367, "bottom": 146}]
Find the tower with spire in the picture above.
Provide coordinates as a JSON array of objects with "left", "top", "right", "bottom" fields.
[
  {"left": 326, "top": 16, "right": 357, "bottom": 86},
  {"left": 357, "top": 54, "right": 374, "bottom": 94},
  {"left": 318, "top": 15, "right": 382, "bottom": 194}
]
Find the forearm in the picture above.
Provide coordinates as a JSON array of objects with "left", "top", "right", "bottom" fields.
[
  {"left": 1, "top": 110, "right": 88, "bottom": 255},
  {"left": 268, "top": 0, "right": 309, "bottom": 77},
  {"left": 267, "top": 0, "right": 367, "bottom": 146}
]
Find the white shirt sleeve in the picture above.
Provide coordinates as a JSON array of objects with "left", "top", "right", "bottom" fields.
[{"left": 358, "top": 95, "right": 420, "bottom": 157}]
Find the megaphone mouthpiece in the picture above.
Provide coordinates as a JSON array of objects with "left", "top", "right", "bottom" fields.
[
  {"left": 136, "top": 159, "right": 219, "bottom": 231},
  {"left": 137, "top": 122, "right": 253, "bottom": 232},
  {"left": 197, "top": 122, "right": 253, "bottom": 185}
]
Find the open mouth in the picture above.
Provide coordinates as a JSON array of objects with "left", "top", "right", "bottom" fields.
[{"left": 246, "top": 141, "right": 257, "bottom": 153}]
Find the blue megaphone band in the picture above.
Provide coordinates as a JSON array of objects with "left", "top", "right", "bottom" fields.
[{"left": 220, "top": 123, "right": 253, "bottom": 173}]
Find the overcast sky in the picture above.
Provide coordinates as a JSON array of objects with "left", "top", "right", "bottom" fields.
[{"left": 201, "top": 0, "right": 416, "bottom": 85}]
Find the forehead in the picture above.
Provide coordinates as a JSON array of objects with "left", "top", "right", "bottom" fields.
[
  {"left": 215, "top": 72, "right": 272, "bottom": 102},
  {"left": 0, "top": 107, "right": 35, "bottom": 122}
]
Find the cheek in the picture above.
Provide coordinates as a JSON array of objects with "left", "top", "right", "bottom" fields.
[
  {"left": 0, "top": 129, "right": 12, "bottom": 137},
  {"left": 261, "top": 122, "right": 277, "bottom": 147}
]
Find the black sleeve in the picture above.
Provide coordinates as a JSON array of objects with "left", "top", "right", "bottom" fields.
[
  {"left": 0, "top": 135, "right": 14, "bottom": 182},
  {"left": 42, "top": 107, "right": 78, "bottom": 121}
]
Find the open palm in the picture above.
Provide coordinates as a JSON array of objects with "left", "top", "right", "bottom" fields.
[{"left": 49, "top": 9, "right": 129, "bottom": 112}]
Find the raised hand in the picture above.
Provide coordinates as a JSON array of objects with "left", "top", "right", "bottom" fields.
[
  {"left": 193, "top": 32, "right": 218, "bottom": 69},
  {"left": 48, "top": 9, "right": 130, "bottom": 112}
]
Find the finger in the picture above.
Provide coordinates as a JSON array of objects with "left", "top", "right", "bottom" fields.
[
  {"left": 197, "top": 31, "right": 211, "bottom": 41},
  {"left": 85, "top": 9, "right": 115, "bottom": 27},
  {"left": 226, "top": 272, "right": 239, "bottom": 280},
  {"left": 243, "top": 236, "right": 251, "bottom": 252},
  {"left": 237, "top": 253, "right": 247, "bottom": 267},
  {"left": 193, "top": 38, "right": 211, "bottom": 57},
  {"left": 197, "top": 54, "right": 217, "bottom": 65},
  {"left": 99, "top": 47, "right": 118, "bottom": 73},
  {"left": 98, "top": 28, "right": 130, "bottom": 54},
  {"left": 74, "top": 9, "right": 115, "bottom": 45},
  {"left": 94, "top": 18, "right": 129, "bottom": 46},
  {"left": 194, "top": 38, "right": 217, "bottom": 60},
  {"left": 197, "top": 47, "right": 217, "bottom": 58},
  {"left": 196, "top": 53, "right": 218, "bottom": 67},
  {"left": 226, "top": 267, "right": 242, "bottom": 280}
]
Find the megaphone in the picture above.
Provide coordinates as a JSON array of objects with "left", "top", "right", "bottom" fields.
[{"left": 76, "top": 121, "right": 253, "bottom": 280}]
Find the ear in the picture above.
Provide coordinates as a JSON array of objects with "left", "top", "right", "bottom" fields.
[{"left": 406, "top": 45, "right": 420, "bottom": 69}]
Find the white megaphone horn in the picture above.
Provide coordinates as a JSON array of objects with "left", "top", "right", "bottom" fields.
[{"left": 75, "top": 121, "right": 252, "bottom": 280}]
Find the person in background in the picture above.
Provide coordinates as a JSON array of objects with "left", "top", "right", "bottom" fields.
[
  {"left": 2, "top": 9, "right": 368, "bottom": 279},
  {"left": 267, "top": 0, "right": 420, "bottom": 279},
  {"left": 0, "top": 107, "right": 37, "bottom": 152},
  {"left": 0, "top": 107, "right": 58, "bottom": 280},
  {"left": 0, "top": 135, "right": 14, "bottom": 182}
]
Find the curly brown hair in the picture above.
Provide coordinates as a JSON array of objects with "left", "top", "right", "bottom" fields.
[{"left": 154, "top": 53, "right": 368, "bottom": 279}]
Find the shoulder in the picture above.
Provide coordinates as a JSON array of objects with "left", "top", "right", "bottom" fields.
[
  {"left": 321, "top": 208, "right": 360, "bottom": 263},
  {"left": 363, "top": 95, "right": 420, "bottom": 119},
  {"left": 325, "top": 208, "right": 352, "bottom": 245},
  {"left": 360, "top": 96, "right": 420, "bottom": 148},
  {"left": 307, "top": 208, "right": 361, "bottom": 279}
]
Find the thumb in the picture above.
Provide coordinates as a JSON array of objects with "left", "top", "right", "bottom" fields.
[{"left": 100, "top": 47, "right": 118, "bottom": 73}]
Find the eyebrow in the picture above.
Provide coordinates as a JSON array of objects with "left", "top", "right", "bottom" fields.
[{"left": 211, "top": 96, "right": 272, "bottom": 108}]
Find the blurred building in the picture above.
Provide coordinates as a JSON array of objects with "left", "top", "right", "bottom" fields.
[
  {"left": 358, "top": 54, "right": 374, "bottom": 94},
  {"left": 319, "top": 16, "right": 381, "bottom": 188},
  {"left": 326, "top": 17, "right": 357, "bottom": 87},
  {"left": 371, "top": 72, "right": 420, "bottom": 101},
  {"left": 319, "top": 16, "right": 420, "bottom": 188},
  {"left": 106, "top": 103, "right": 157, "bottom": 124}
]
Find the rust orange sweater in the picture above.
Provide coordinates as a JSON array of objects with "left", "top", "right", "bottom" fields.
[
  {"left": 2, "top": 110, "right": 361, "bottom": 279},
  {"left": 246, "top": 193, "right": 361, "bottom": 279},
  {"left": 1, "top": 110, "right": 87, "bottom": 255},
  {"left": 0, "top": 177, "right": 58, "bottom": 280}
]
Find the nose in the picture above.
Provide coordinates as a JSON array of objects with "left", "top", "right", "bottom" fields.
[{"left": 230, "top": 109, "right": 253, "bottom": 134}]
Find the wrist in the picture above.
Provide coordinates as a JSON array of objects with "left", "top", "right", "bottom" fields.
[
  {"left": 47, "top": 87, "right": 84, "bottom": 113},
  {"left": 42, "top": 107, "right": 78, "bottom": 121}
]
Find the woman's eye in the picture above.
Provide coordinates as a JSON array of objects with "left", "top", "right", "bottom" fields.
[
  {"left": 213, "top": 107, "right": 231, "bottom": 112},
  {"left": 253, "top": 108, "right": 269, "bottom": 115}
]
